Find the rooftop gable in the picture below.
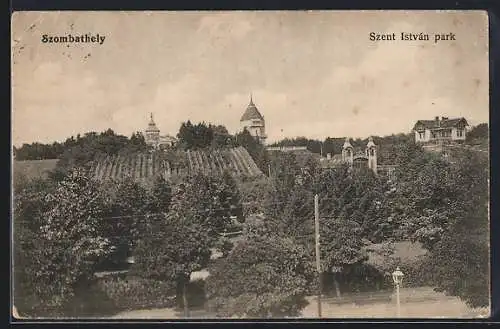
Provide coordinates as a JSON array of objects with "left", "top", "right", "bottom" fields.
[
  {"left": 413, "top": 117, "right": 468, "bottom": 131},
  {"left": 240, "top": 98, "right": 264, "bottom": 121}
]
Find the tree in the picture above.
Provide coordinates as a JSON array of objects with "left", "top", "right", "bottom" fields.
[
  {"left": 235, "top": 128, "right": 270, "bottom": 174},
  {"left": 148, "top": 175, "right": 172, "bottom": 213},
  {"left": 424, "top": 149, "right": 489, "bottom": 307},
  {"left": 466, "top": 123, "right": 488, "bottom": 141},
  {"left": 205, "top": 233, "right": 316, "bottom": 318},
  {"left": 263, "top": 152, "right": 301, "bottom": 219},
  {"left": 131, "top": 213, "right": 211, "bottom": 317},
  {"left": 14, "top": 168, "right": 112, "bottom": 316},
  {"left": 392, "top": 146, "right": 471, "bottom": 250},
  {"left": 177, "top": 121, "right": 228, "bottom": 150},
  {"left": 99, "top": 177, "right": 153, "bottom": 267},
  {"left": 14, "top": 129, "right": 149, "bottom": 161},
  {"left": 319, "top": 216, "right": 367, "bottom": 298},
  {"left": 218, "top": 171, "right": 244, "bottom": 225},
  {"left": 131, "top": 173, "right": 239, "bottom": 316},
  {"left": 426, "top": 210, "right": 489, "bottom": 308},
  {"left": 211, "top": 125, "right": 231, "bottom": 148},
  {"left": 237, "top": 177, "right": 273, "bottom": 218},
  {"left": 310, "top": 165, "right": 372, "bottom": 297},
  {"left": 13, "top": 176, "right": 57, "bottom": 316}
]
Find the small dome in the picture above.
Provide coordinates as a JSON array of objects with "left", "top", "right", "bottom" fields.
[
  {"left": 343, "top": 137, "right": 353, "bottom": 149},
  {"left": 146, "top": 113, "right": 160, "bottom": 132},
  {"left": 366, "top": 136, "right": 376, "bottom": 148}
]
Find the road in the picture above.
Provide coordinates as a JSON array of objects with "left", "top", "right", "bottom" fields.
[{"left": 110, "top": 287, "right": 489, "bottom": 319}]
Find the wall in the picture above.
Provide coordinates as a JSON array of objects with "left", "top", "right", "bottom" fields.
[
  {"left": 240, "top": 119, "right": 266, "bottom": 143},
  {"left": 451, "top": 127, "right": 466, "bottom": 141},
  {"left": 414, "top": 130, "right": 432, "bottom": 143}
]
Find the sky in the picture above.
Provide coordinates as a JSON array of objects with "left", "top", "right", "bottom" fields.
[{"left": 11, "top": 11, "right": 489, "bottom": 146}]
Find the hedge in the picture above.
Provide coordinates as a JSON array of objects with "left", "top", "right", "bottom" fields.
[{"left": 95, "top": 273, "right": 177, "bottom": 311}]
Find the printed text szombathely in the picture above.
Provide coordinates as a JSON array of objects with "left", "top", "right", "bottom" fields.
[{"left": 41, "top": 33, "right": 106, "bottom": 45}]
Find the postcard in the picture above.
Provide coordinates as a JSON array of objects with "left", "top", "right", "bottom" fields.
[{"left": 11, "top": 10, "right": 490, "bottom": 320}]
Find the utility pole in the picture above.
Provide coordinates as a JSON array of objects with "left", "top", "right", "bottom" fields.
[
  {"left": 314, "top": 194, "right": 322, "bottom": 318},
  {"left": 268, "top": 163, "right": 271, "bottom": 177}
]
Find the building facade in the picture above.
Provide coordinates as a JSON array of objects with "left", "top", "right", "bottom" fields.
[
  {"left": 144, "top": 113, "right": 177, "bottom": 149},
  {"left": 240, "top": 95, "right": 267, "bottom": 145},
  {"left": 412, "top": 116, "right": 468, "bottom": 144},
  {"left": 320, "top": 137, "right": 397, "bottom": 180},
  {"left": 340, "top": 137, "right": 378, "bottom": 174}
]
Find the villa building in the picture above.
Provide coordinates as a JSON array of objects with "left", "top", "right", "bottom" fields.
[{"left": 412, "top": 116, "right": 468, "bottom": 144}]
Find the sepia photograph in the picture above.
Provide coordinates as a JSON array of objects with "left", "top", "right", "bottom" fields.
[{"left": 11, "top": 10, "right": 490, "bottom": 319}]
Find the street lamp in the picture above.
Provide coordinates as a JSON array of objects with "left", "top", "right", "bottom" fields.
[{"left": 392, "top": 267, "right": 404, "bottom": 317}]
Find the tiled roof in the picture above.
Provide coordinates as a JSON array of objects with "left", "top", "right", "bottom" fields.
[
  {"left": 413, "top": 117, "right": 468, "bottom": 131},
  {"left": 240, "top": 99, "right": 264, "bottom": 121}
]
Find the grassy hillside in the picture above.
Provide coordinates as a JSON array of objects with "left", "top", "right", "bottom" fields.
[{"left": 13, "top": 159, "right": 59, "bottom": 181}]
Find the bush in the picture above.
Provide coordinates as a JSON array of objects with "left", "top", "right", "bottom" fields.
[
  {"left": 96, "top": 274, "right": 177, "bottom": 311},
  {"left": 58, "top": 280, "right": 119, "bottom": 318},
  {"left": 181, "top": 279, "right": 207, "bottom": 309},
  {"left": 399, "top": 256, "right": 433, "bottom": 288},
  {"left": 206, "top": 234, "right": 315, "bottom": 318}
]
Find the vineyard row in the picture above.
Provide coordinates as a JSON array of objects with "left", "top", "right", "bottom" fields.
[{"left": 91, "top": 147, "right": 263, "bottom": 182}]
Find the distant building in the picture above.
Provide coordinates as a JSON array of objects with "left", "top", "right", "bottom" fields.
[
  {"left": 341, "top": 136, "right": 378, "bottom": 174},
  {"left": 320, "top": 137, "right": 396, "bottom": 180},
  {"left": 266, "top": 146, "right": 308, "bottom": 152},
  {"left": 240, "top": 95, "right": 267, "bottom": 145},
  {"left": 412, "top": 116, "right": 468, "bottom": 144},
  {"left": 144, "top": 113, "right": 177, "bottom": 149}
]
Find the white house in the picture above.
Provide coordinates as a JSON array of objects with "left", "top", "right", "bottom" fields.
[{"left": 412, "top": 116, "right": 469, "bottom": 144}]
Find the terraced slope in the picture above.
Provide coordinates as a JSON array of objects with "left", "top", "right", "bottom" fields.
[{"left": 91, "top": 146, "right": 263, "bottom": 182}]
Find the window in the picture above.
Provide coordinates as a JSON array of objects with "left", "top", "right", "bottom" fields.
[
  {"left": 457, "top": 129, "right": 463, "bottom": 137},
  {"left": 419, "top": 131, "right": 425, "bottom": 139},
  {"left": 441, "top": 130, "right": 451, "bottom": 138}
]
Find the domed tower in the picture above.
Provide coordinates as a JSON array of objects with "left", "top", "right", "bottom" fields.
[
  {"left": 365, "top": 136, "right": 378, "bottom": 174},
  {"left": 342, "top": 137, "right": 354, "bottom": 165},
  {"left": 145, "top": 113, "right": 160, "bottom": 148},
  {"left": 240, "top": 94, "right": 267, "bottom": 145}
]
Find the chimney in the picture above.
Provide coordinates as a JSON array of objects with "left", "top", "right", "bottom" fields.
[{"left": 435, "top": 116, "right": 440, "bottom": 127}]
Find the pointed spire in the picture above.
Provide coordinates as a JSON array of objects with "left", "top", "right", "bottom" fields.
[
  {"left": 249, "top": 93, "right": 254, "bottom": 106},
  {"left": 147, "top": 112, "right": 160, "bottom": 132},
  {"left": 367, "top": 136, "right": 376, "bottom": 148},
  {"left": 343, "top": 137, "right": 353, "bottom": 149}
]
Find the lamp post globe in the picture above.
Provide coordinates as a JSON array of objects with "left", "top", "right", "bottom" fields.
[
  {"left": 392, "top": 267, "right": 404, "bottom": 286},
  {"left": 392, "top": 267, "right": 404, "bottom": 317}
]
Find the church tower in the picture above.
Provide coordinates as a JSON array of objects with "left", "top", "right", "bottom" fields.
[
  {"left": 342, "top": 137, "right": 354, "bottom": 165},
  {"left": 240, "top": 94, "right": 267, "bottom": 145},
  {"left": 365, "top": 136, "right": 378, "bottom": 174},
  {"left": 145, "top": 113, "right": 160, "bottom": 148}
]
